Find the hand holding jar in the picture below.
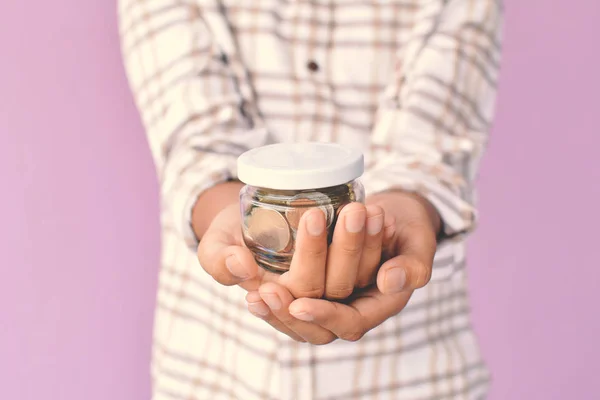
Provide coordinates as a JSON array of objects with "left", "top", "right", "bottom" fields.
[
  {"left": 237, "top": 142, "right": 400, "bottom": 299},
  {"left": 197, "top": 143, "right": 440, "bottom": 344}
]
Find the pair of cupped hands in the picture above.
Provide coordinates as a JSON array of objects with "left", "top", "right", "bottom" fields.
[{"left": 197, "top": 189, "right": 439, "bottom": 345}]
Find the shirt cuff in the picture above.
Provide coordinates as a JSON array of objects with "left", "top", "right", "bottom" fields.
[
  {"left": 361, "top": 156, "right": 477, "bottom": 241},
  {"left": 168, "top": 152, "right": 238, "bottom": 250},
  {"left": 361, "top": 156, "right": 476, "bottom": 282}
]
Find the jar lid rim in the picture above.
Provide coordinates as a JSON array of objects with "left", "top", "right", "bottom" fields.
[{"left": 237, "top": 142, "right": 364, "bottom": 190}]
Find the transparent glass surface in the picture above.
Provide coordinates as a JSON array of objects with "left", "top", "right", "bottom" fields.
[{"left": 239, "top": 180, "right": 365, "bottom": 273}]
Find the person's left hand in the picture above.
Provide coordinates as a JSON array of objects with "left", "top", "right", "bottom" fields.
[{"left": 245, "top": 191, "right": 440, "bottom": 344}]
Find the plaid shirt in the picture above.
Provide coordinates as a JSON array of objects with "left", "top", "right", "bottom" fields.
[{"left": 119, "top": 0, "right": 502, "bottom": 398}]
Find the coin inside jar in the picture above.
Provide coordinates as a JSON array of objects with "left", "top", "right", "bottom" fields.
[
  {"left": 285, "top": 192, "right": 334, "bottom": 230},
  {"left": 256, "top": 257, "right": 290, "bottom": 274},
  {"left": 246, "top": 207, "right": 291, "bottom": 252},
  {"left": 237, "top": 142, "right": 366, "bottom": 273}
]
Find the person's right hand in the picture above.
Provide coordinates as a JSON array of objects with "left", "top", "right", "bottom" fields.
[{"left": 277, "top": 201, "right": 396, "bottom": 301}]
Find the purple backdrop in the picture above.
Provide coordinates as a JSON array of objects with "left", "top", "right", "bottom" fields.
[{"left": 1, "top": 1, "right": 598, "bottom": 399}]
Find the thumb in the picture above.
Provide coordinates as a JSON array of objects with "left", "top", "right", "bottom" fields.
[
  {"left": 197, "top": 229, "right": 259, "bottom": 286},
  {"left": 376, "top": 221, "right": 436, "bottom": 294}
]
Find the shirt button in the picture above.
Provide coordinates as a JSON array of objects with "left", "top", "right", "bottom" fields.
[{"left": 307, "top": 60, "right": 319, "bottom": 72}]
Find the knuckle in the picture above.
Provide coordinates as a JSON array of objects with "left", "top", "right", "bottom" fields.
[
  {"left": 358, "top": 257, "right": 380, "bottom": 279},
  {"left": 303, "top": 245, "right": 328, "bottom": 259},
  {"left": 397, "top": 218, "right": 428, "bottom": 239},
  {"left": 310, "top": 334, "right": 336, "bottom": 346},
  {"left": 296, "top": 286, "right": 325, "bottom": 299},
  {"left": 339, "top": 243, "right": 362, "bottom": 258},
  {"left": 363, "top": 239, "right": 382, "bottom": 252},
  {"left": 325, "top": 283, "right": 354, "bottom": 300}
]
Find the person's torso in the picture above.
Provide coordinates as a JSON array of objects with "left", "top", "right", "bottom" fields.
[
  {"left": 149, "top": 3, "right": 491, "bottom": 399},
  {"left": 198, "top": 0, "right": 436, "bottom": 151}
]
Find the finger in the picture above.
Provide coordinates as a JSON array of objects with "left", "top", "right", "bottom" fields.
[
  {"left": 282, "top": 208, "right": 328, "bottom": 298},
  {"left": 355, "top": 205, "right": 385, "bottom": 288},
  {"left": 324, "top": 203, "right": 367, "bottom": 299},
  {"left": 289, "top": 287, "right": 412, "bottom": 342},
  {"left": 197, "top": 230, "right": 259, "bottom": 286},
  {"left": 380, "top": 213, "right": 398, "bottom": 264},
  {"left": 245, "top": 292, "right": 305, "bottom": 342},
  {"left": 382, "top": 213, "right": 397, "bottom": 252},
  {"left": 376, "top": 221, "right": 437, "bottom": 294},
  {"left": 259, "top": 282, "right": 336, "bottom": 345}
]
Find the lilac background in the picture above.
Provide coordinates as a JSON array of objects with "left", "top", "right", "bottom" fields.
[{"left": 1, "top": 1, "right": 598, "bottom": 399}]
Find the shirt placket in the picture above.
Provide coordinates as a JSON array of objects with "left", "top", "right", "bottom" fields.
[{"left": 289, "top": 1, "right": 327, "bottom": 143}]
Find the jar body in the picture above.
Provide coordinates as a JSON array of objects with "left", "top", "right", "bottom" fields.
[{"left": 239, "top": 180, "right": 365, "bottom": 273}]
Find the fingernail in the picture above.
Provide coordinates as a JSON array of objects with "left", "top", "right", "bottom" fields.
[
  {"left": 289, "top": 303, "right": 314, "bottom": 321},
  {"left": 367, "top": 214, "right": 384, "bottom": 236},
  {"left": 261, "top": 293, "right": 282, "bottom": 311},
  {"left": 385, "top": 268, "right": 407, "bottom": 293},
  {"left": 247, "top": 301, "right": 270, "bottom": 317},
  {"left": 306, "top": 210, "right": 325, "bottom": 236},
  {"left": 225, "top": 255, "right": 248, "bottom": 279},
  {"left": 345, "top": 210, "right": 366, "bottom": 233}
]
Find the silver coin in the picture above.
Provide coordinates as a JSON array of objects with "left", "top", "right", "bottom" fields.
[
  {"left": 246, "top": 207, "right": 292, "bottom": 253},
  {"left": 257, "top": 257, "right": 291, "bottom": 273}
]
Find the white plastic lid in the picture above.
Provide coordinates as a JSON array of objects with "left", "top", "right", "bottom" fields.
[{"left": 237, "top": 142, "right": 364, "bottom": 190}]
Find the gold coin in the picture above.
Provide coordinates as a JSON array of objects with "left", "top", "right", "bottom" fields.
[
  {"left": 246, "top": 207, "right": 291, "bottom": 252},
  {"left": 285, "top": 192, "right": 334, "bottom": 230},
  {"left": 285, "top": 198, "right": 318, "bottom": 230}
]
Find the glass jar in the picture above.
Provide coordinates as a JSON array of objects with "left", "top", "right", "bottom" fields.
[{"left": 237, "top": 142, "right": 365, "bottom": 273}]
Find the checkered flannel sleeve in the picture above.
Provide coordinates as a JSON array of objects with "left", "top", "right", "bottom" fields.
[
  {"left": 362, "top": 0, "right": 503, "bottom": 241},
  {"left": 118, "top": 0, "right": 268, "bottom": 247}
]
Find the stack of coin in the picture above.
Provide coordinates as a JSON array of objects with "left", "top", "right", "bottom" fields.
[
  {"left": 236, "top": 140, "right": 366, "bottom": 273},
  {"left": 241, "top": 184, "right": 362, "bottom": 273}
]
